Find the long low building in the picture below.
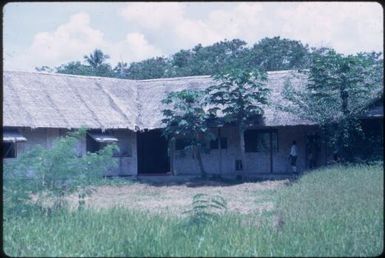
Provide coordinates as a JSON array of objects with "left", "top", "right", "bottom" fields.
[{"left": 3, "top": 70, "right": 383, "bottom": 178}]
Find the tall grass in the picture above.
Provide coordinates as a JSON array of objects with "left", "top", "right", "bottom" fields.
[
  {"left": 4, "top": 163, "right": 383, "bottom": 257},
  {"left": 273, "top": 162, "right": 384, "bottom": 256}
]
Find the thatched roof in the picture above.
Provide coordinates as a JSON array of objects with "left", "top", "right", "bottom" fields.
[
  {"left": 2, "top": 70, "right": 343, "bottom": 130},
  {"left": 136, "top": 70, "right": 312, "bottom": 129},
  {"left": 4, "top": 71, "right": 138, "bottom": 130}
]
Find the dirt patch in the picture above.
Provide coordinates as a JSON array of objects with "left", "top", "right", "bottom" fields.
[{"left": 65, "top": 179, "right": 289, "bottom": 216}]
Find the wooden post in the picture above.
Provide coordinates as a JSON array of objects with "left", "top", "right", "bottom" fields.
[
  {"left": 269, "top": 130, "right": 273, "bottom": 174},
  {"left": 218, "top": 127, "right": 222, "bottom": 176}
]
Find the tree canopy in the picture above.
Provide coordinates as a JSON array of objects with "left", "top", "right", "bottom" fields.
[
  {"left": 35, "top": 37, "right": 317, "bottom": 79},
  {"left": 281, "top": 48, "right": 383, "bottom": 161},
  {"left": 161, "top": 89, "right": 211, "bottom": 177},
  {"left": 206, "top": 68, "right": 270, "bottom": 175}
]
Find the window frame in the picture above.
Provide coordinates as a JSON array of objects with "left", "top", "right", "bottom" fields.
[
  {"left": 244, "top": 129, "right": 279, "bottom": 153},
  {"left": 3, "top": 142, "right": 17, "bottom": 159}
]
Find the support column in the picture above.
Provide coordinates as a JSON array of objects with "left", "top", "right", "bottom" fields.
[{"left": 269, "top": 130, "right": 273, "bottom": 174}]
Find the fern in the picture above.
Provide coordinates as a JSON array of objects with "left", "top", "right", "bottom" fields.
[{"left": 184, "top": 193, "right": 227, "bottom": 226}]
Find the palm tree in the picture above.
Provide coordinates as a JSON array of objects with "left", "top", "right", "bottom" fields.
[{"left": 83, "top": 49, "right": 110, "bottom": 69}]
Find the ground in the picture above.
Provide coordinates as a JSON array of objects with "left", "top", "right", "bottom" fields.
[{"left": 66, "top": 178, "right": 289, "bottom": 215}]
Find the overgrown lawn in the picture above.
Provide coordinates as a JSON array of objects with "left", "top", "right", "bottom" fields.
[{"left": 4, "top": 163, "right": 383, "bottom": 257}]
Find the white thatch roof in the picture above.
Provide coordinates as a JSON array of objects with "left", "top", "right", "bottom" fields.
[
  {"left": 3, "top": 70, "right": 315, "bottom": 130},
  {"left": 4, "top": 71, "right": 138, "bottom": 130}
]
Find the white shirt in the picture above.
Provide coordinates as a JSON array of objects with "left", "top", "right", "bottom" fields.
[{"left": 290, "top": 145, "right": 297, "bottom": 156}]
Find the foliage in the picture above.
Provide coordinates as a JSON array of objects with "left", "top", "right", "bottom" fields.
[
  {"left": 169, "top": 39, "right": 248, "bottom": 76},
  {"left": 206, "top": 68, "right": 270, "bottom": 174},
  {"left": 161, "top": 89, "right": 212, "bottom": 177},
  {"left": 53, "top": 49, "right": 114, "bottom": 78},
  {"left": 207, "top": 68, "right": 270, "bottom": 127},
  {"left": 125, "top": 57, "right": 171, "bottom": 79},
  {"left": 55, "top": 61, "right": 93, "bottom": 76},
  {"left": 184, "top": 193, "right": 227, "bottom": 226},
  {"left": 241, "top": 36, "right": 311, "bottom": 71},
  {"left": 35, "top": 66, "right": 55, "bottom": 73},
  {"left": 281, "top": 48, "right": 383, "bottom": 161},
  {"left": 3, "top": 129, "right": 118, "bottom": 215},
  {"left": 113, "top": 61, "right": 129, "bottom": 78},
  {"left": 37, "top": 37, "right": 322, "bottom": 79},
  {"left": 83, "top": 49, "right": 108, "bottom": 68},
  {"left": 3, "top": 164, "right": 383, "bottom": 257}
]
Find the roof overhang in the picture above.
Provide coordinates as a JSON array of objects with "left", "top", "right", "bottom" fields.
[
  {"left": 87, "top": 132, "right": 118, "bottom": 143},
  {"left": 363, "top": 106, "right": 383, "bottom": 119},
  {"left": 3, "top": 131, "right": 27, "bottom": 142}
]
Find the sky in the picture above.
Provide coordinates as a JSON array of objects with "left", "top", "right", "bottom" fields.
[{"left": 3, "top": 2, "right": 383, "bottom": 71}]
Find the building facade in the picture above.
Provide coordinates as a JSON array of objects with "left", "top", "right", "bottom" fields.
[{"left": 3, "top": 70, "right": 382, "bottom": 178}]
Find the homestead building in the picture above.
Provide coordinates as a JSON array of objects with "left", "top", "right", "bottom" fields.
[{"left": 3, "top": 70, "right": 383, "bottom": 178}]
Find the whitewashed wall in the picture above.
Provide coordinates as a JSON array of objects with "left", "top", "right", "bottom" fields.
[
  {"left": 173, "top": 125, "right": 327, "bottom": 177},
  {"left": 11, "top": 127, "right": 138, "bottom": 176},
  {"left": 7, "top": 125, "right": 328, "bottom": 178}
]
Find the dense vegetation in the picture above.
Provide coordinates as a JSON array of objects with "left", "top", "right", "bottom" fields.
[
  {"left": 4, "top": 164, "right": 383, "bottom": 256},
  {"left": 36, "top": 36, "right": 326, "bottom": 79},
  {"left": 282, "top": 49, "right": 383, "bottom": 161}
]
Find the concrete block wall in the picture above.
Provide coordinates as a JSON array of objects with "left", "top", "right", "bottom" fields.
[{"left": 11, "top": 127, "right": 138, "bottom": 177}]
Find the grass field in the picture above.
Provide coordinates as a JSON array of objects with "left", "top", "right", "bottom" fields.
[{"left": 3, "top": 163, "right": 383, "bottom": 257}]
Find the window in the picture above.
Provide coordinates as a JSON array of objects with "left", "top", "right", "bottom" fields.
[
  {"left": 175, "top": 138, "right": 191, "bottom": 151},
  {"left": 86, "top": 131, "right": 118, "bottom": 154},
  {"left": 3, "top": 130, "right": 27, "bottom": 159},
  {"left": 210, "top": 137, "right": 227, "bottom": 149},
  {"left": 3, "top": 142, "right": 16, "bottom": 158},
  {"left": 245, "top": 129, "right": 278, "bottom": 153}
]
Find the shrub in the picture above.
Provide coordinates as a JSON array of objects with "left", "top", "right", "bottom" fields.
[{"left": 3, "top": 129, "right": 118, "bottom": 216}]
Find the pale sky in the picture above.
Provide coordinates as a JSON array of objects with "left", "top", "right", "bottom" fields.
[{"left": 3, "top": 2, "right": 383, "bottom": 71}]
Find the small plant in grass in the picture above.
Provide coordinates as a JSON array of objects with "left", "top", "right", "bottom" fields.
[
  {"left": 184, "top": 193, "right": 228, "bottom": 226},
  {"left": 3, "top": 128, "right": 118, "bottom": 216}
]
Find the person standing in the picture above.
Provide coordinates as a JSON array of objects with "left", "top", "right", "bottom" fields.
[{"left": 289, "top": 141, "right": 298, "bottom": 174}]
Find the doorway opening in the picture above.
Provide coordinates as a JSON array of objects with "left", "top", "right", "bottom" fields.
[{"left": 137, "top": 129, "right": 170, "bottom": 175}]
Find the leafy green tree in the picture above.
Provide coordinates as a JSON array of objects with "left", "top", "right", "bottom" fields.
[
  {"left": 56, "top": 61, "right": 93, "bottom": 76},
  {"left": 161, "top": 89, "right": 211, "bottom": 177},
  {"left": 281, "top": 49, "right": 383, "bottom": 161},
  {"left": 242, "top": 36, "right": 311, "bottom": 71},
  {"left": 127, "top": 57, "right": 171, "bottom": 79},
  {"left": 170, "top": 39, "right": 248, "bottom": 76},
  {"left": 206, "top": 68, "right": 270, "bottom": 175}
]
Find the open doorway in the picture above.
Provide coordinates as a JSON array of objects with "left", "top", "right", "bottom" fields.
[{"left": 137, "top": 129, "right": 170, "bottom": 175}]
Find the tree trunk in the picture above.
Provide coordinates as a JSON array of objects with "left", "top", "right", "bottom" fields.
[
  {"left": 339, "top": 81, "right": 350, "bottom": 162},
  {"left": 195, "top": 144, "right": 206, "bottom": 178},
  {"left": 239, "top": 126, "right": 246, "bottom": 177},
  {"left": 218, "top": 127, "right": 222, "bottom": 177},
  {"left": 169, "top": 137, "right": 176, "bottom": 175}
]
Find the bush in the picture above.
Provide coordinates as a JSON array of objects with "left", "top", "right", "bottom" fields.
[{"left": 3, "top": 129, "right": 118, "bottom": 216}]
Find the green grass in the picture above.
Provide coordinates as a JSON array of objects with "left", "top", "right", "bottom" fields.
[{"left": 4, "top": 163, "right": 383, "bottom": 257}]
